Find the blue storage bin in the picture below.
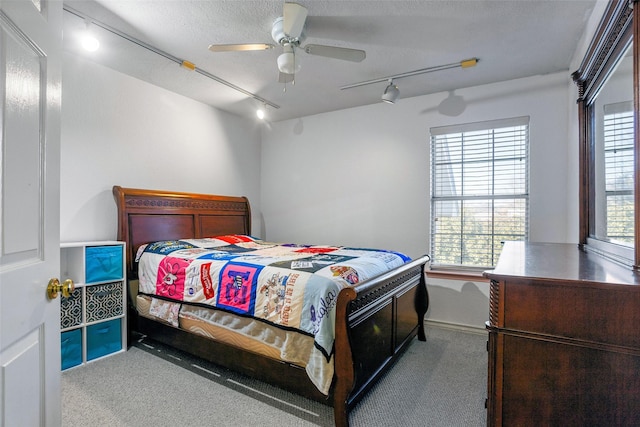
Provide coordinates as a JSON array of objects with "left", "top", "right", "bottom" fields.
[
  {"left": 61, "top": 329, "right": 82, "bottom": 370},
  {"left": 85, "top": 245, "right": 123, "bottom": 283},
  {"left": 86, "top": 319, "right": 122, "bottom": 361}
]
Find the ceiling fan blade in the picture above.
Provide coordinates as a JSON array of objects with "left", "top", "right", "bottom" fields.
[
  {"left": 208, "top": 43, "right": 274, "bottom": 52},
  {"left": 303, "top": 44, "right": 366, "bottom": 62},
  {"left": 278, "top": 71, "right": 294, "bottom": 84},
  {"left": 283, "top": 2, "right": 308, "bottom": 38}
]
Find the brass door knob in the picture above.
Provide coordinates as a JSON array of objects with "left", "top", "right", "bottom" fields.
[{"left": 47, "top": 278, "right": 75, "bottom": 300}]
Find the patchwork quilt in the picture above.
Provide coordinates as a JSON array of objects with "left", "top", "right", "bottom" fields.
[{"left": 136, "top": 235, "right": 411, "bottom": 360}]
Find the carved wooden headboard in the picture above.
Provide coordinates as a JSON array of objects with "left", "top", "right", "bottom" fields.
[{"left": 112, "top": 186, "right": 251, "bottom": 278}]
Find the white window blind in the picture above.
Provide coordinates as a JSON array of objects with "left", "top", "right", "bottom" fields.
[
  {"left": 430, "top": 117, "right": 529, "bottom": 268},
  {"left": 603, "top": 101, "right": 634, "bottom": 244}
]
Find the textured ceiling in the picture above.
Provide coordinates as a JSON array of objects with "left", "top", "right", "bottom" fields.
[{"left": 62, "top": 0, "right": 599, "bottom": 122}]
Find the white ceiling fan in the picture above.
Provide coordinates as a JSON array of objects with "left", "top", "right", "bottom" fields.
[{"left": 208, "top": 2, "right": 366, "bottom": 83}]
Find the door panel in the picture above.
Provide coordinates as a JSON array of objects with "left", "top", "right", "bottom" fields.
[
  {"left": 2, "top": 13, "right": 42, "bottom": 255},
  {"left": 0, "top": 0, "right": 62, "bottom": 425}
]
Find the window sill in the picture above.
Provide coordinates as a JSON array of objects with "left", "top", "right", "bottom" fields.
[{"left": 425, "top": 268, "right": 490, "bottom": 282}]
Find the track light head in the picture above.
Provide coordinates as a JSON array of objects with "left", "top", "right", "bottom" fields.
[
  {"left": 81, "top": 19, "right": 100, "bottom": 52},
  {"left": 382, "top": 80, "right": 399, "bottom": 104}
]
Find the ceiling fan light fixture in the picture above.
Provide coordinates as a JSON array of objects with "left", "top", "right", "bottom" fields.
[
  {"left": 208, "top": 3, "right": 366, "bottom": 85},
  {"left": 382, "top": 80, "right": 399, "bottom": 104},
  {"left": 277, "top": 44, "right": 301, "bottom": 75}
]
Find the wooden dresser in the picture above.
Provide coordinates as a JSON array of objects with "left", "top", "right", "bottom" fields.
[{"left": 484, "top": 241, "right": 640, "bottom": 426}]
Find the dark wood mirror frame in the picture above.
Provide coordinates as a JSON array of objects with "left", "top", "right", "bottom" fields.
[{"left": 573, "top": 0, "right": 639, "bottom": 268}]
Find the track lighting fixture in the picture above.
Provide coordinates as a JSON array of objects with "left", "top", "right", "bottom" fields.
[
  {"left": 256, "top": 104, "right": 266, "bottom": 120},
  {"left": 382, "top": 80, "right": 399, "bottom": 104},
  {"left": 81, "top": 34, "right": 100, "bottom": 51},
  {"left": 63, "top": 5, "right": 280, "bottom": 116},
  {"left": 341, "top": 58, "right": 478, "bottom": 105},
  {"left": 81, "top": 19, "right": 100, "bottom": 52}
]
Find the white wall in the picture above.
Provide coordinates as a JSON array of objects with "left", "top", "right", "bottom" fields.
[
  {"left": 261, "top": 72, "right": 573, "bottom": 259},
  {"left": 426, "top": 277, "right": 490, "bottom": 329},
  {"left": 60, "top": 54, "right": 263, "bottom": 242}
]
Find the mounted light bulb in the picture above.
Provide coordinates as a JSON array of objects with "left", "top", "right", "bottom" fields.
[
  {"left": 277, "top": 43, "right": 301, "bottom": 75},
  {"left": 381, "top": 79, "right": 399, "bottom": 104},
  {"left": 81, "top": 20, "right": 100, "bottom": 52},
  {"left": 81, "top": 34, "right": 100, "bottom": 52}
]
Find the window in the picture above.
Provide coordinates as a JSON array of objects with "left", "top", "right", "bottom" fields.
[
  {"left": 603, "top": 102, "right": 634, "bottom": 244},
  {"left": 430, "top": 117, "right": 529, "bottom": 268}
]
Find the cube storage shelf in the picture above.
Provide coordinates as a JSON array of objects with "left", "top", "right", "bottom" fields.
[{"left": 60, "top": 241, "right": 127, "bottom": 370}]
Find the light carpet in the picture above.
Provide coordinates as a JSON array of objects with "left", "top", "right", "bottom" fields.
[{"left": 62, "top": 324, "right": 487, "bottom": 426}]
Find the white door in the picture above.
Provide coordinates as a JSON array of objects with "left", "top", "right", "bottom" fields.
[{"left": 0, "top": 0, "right": 62, "bottom": 425}]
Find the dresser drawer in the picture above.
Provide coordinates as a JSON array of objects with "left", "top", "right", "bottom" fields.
[
  {"left": 60, "top": 287, "right": 83, "bottom": 329},
  {"left": 85, "top": 245, "right": 123, "bottom": 283},
  {"left": 85, "top": 282, "right": 124, "bottom": 323},
  {"left": 61, "top": 329, "right": 83, "bottom": 370},
  {"left": 86, "top": 319, "right": 122, "bottom": 361}
]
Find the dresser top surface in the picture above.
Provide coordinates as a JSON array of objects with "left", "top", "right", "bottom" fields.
[{"left": 484, "top": 241, "right": 640, "bottom": 287}]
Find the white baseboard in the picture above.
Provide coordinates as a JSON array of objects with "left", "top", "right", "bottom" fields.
[{"left": 424, "top": 319, "right": 487, "bottom": 335}]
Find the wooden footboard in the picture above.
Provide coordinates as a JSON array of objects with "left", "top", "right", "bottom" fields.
[
  {"left": 333, "top": 256, "right": 429, "bottom": 427},
  {"left": 113, "top": 186, "right": 429, "bottom": 427}
]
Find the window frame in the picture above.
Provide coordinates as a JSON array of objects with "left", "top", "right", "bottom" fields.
[
  {"left": 429, "top": 117, "right": 530, "bottom": 269},
  {"left": 572, "top": 0, "right": 638, "bottom": 268}
]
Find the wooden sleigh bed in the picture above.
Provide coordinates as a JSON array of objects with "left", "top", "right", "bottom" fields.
[{"left": 113, "top": 185, "right": 430, "bottom": 427}]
